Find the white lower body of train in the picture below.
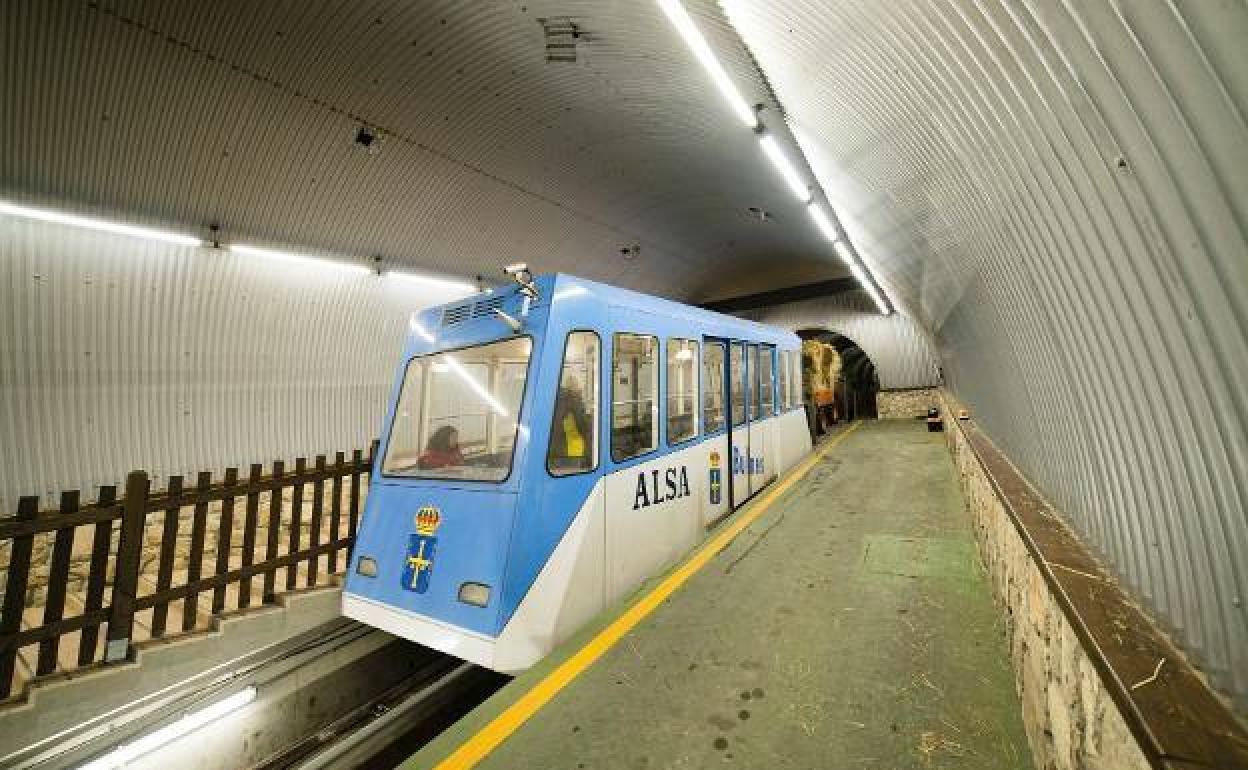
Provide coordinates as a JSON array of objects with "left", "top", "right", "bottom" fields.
[{"left": 345, "top": 408, "right": 812, "bottom": 672}]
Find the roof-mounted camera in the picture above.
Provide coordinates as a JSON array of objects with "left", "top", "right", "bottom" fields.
[{"left": 503, "top": 262, "right": 539, "bottom": 301}]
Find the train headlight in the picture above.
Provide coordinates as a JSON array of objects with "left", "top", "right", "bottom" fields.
[
  {"left": 458, "top": 582, "right": 491, "bottom": 607},
  {"left": 356, "top": 556, "right": 378, "bottom": 577}
]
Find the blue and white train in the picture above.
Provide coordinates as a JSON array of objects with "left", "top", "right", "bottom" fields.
[{"left": 343, "top": 272, "right": 811, "bottom": 672}]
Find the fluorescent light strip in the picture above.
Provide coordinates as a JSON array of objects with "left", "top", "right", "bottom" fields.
[
  {"left": 229, "top": 244, "right": 371, "bottom": 275},
  {"left": 832, "top": 239, "right": 854, "bottom": 267},
  {"left": 657, "top": 0, "right": 757, "bottom": 128},
  {"left": 80, "top": 687, "right": 256, "bottom": 769},
  {"left": 0, "top": 201, "right": 201, "bottom": 246},
  {"left": 807, "top": 203, "right": 838, "bottom": 241},
  {"left": 388, "top": 271, "right": 477, "bottom": 295},
  {"left": 846, "top": 260, "right": 891, "bottom": 315},
  {"left": 759, "top": 136, "right": 810, "bottom": 203},
  {"left": 833, "top": 236, "right": 892, "bottom": 314},
  {"left": 867, "top": 287, "right": 889, "bottom": 315}
]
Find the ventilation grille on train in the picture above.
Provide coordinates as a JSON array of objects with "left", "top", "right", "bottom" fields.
[
  {"left": 441, "top": 304, "right": 472, "bottom": 326},
  {"left": 473, "top": 296, "right": 505, "bottom": 318},
  {"left": 440, "top": 295, "right": 505, "bottom": 327}
]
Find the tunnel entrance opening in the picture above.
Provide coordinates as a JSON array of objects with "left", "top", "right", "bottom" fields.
[{"left": 797, "top": 328, "right": 879, "bottom": 435}]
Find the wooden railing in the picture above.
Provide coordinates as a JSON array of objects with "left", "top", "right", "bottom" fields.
[{"left": 0, "top": 444, "right": 376, "bottom": 700}]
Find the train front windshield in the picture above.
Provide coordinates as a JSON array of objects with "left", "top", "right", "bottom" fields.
[{"left": 382, "top": 336, "right": 532, "bottom": 482}]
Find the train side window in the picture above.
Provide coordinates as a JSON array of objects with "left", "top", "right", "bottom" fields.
[
  {"left": 730, "top": 342, "right": 747, "bottom": 427},
  {"left": 703, "top": 341, "right": 725, "bottom": 433},
  {"left": 760, "top": 346, "right": 776, "bottom": 416},
  {"left": 612, "top": 333, "right": 658, "bottom": 461},
  {"left": 548, "top": 331, "right": 600, "bottom": 476},
  {"left": 777, "top": 348, "right": 790, "bottom": 411},
  {"left": 667, "top": 338, "right": 699, "bottom": 445},
  {"left": 748, "top": 345, "right": 762, "bottom": 419}
]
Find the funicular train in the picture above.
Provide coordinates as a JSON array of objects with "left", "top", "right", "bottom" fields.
[{"left": 343, "top": 270, "right": 812, "bottom": 672}]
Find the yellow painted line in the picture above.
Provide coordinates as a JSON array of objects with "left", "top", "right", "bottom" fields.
[{"left": 433, "top": 422, "right": 862, "bottom": 770}]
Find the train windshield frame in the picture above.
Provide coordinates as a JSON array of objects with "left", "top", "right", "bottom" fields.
[{"left": 381, "top": 335, "right": 533, "bottom": 483}]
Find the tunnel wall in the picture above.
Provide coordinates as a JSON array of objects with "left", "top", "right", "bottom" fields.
[
  {"left": 0, "top": 217, "right": 465, "bottom": 510},
  {"left": 725, "top": 0, "right": 1248, "bottom": 712},
  {"left": 941, "top": 397, "right": 1152, "bottom": 770},
  {"left": 742, "top": 292, "right": 941, "bottom": 390},
  {"left": 875, "top": 387, "right": 939, "bottom": 420}
]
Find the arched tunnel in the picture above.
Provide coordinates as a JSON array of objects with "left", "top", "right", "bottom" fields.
[
  {"left": 0, "top": 2, "right": 1244, "bottom": 768},
  {"left": 797, "top": 327, "right": 881, "bottom": 422}
]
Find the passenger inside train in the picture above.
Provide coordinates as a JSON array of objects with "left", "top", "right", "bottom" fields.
[
  {"left": 417, "top": 426, "right": 463, "bottom": 470},
  {"left": 380, "top": 335, "right": 533, "bottom": 481},
  {"left": 547, "top": 331, "right": 600, "bottom": 476}
]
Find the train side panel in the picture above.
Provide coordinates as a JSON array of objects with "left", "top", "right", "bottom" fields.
[
  {"left": 492, "top": 478, "right": 606, "bottom": 672},
  {"left": 604, "top": 440, "right": 705, "bottom": 606}
]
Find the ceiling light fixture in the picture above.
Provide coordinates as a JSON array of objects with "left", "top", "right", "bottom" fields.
[
  {"left": 866, "top": 282, "right": 891, "bottom": 315},
  {"left": 849, "top": 262, "right": 867, "bottom": 285},
  {"left": 387, "top": 271, "right": 478, "bottom": 295},
  {"left": 79, "top": 687, "right": 256, "bottom": 770},
  {"left": 847, "top": 261, "right": 891, "bottom": 315},
  {"left": 865, "top": 284, "right": 890, "bottom": 315},
  {"left": 656, "top": 0, "right": 758, "bottom": 128},
  {"left": 229, "top": 244, "right": 371, "bottom": 275},
  {"left": 759, "top": 135, "right": 810, "bottom": 203},
  {"left": 831, "top": 239, "right": 855, "bottom": 267},
  {"left": 807, "top": 203, "right": 838, "bottom": 241},
  {"left": 0, "top": 200, "right": 202, "bottom": 246}
]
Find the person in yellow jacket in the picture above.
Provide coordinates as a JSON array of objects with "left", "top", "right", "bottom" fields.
[{"left": 549, "top": 376, "right": 592, "bottom": 472}]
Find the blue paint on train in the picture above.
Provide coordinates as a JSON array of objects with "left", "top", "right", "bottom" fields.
[{"left": 345, "top": 274, "right": 804, "bottom": 643}]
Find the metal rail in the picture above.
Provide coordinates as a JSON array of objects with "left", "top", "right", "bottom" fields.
[{"left": 285, "top": 662, "right": 479, "bottom": 770}]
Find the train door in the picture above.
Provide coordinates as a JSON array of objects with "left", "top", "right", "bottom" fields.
[
  {"left": 728, "top": 340, "right": 751, "bottom": 507},
  {"left": 746, "top": 344, "right": 767, "bottom": 494},
  {"left": 701, "top": 337, "right": 731, "bottom": 526},
  {"left": 748, "top": 344, "right": 774, "bottom": 490}
]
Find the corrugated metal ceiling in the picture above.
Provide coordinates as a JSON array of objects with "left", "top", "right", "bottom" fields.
[{"left": 0, "top": 0, "right": 846, "bottom": 301}]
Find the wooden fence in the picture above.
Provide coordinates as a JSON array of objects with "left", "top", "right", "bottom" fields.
[{"left": 0, "top": 444, "right": 377, "bottom": 700}]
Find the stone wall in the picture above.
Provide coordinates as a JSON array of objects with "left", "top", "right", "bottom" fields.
[
  {"left": 876, "top": 387, "right": 938, "bottom": 419},
  {"left": 940, "top": 395, "right": 1150, "bottom": 770}
]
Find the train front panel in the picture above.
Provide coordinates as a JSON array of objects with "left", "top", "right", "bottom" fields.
[{"left": 343, "top": 280, "right": 558, "bottom": 668}]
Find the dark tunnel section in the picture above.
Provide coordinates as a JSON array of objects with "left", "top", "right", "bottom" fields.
[{"left": 797, "top": 328, "right": 879, "bottom": 437}]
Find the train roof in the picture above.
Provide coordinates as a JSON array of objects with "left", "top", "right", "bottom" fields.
[
  {"left": 547, "top": 274, "right": 797, "bottom": 342},
  {"left": 419, "top": 273, "right": 798, "bottom": 346}
]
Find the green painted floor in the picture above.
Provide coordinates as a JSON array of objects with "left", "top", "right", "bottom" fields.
[{"left": 410, "top": 421, "right": 1033, "bottom": 770}]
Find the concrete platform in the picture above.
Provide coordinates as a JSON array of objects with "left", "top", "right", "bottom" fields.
[{"left": 411, "top": 420, "right": 1033, "bottom": 770}]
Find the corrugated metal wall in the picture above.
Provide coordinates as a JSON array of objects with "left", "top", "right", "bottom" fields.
[
  {"left": 725, "top": 0, "right": 1248, "bottom": 710},
  {"left": 741, "top": 292, "right": 941, "bottom": 390},
  {"left": 0, "top": 216, "right": 468, "bottom": 510}
]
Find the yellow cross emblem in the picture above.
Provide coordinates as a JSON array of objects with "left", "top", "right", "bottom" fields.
[{"left": 406, "top": 540, "right": 433, "bottom": 589}]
